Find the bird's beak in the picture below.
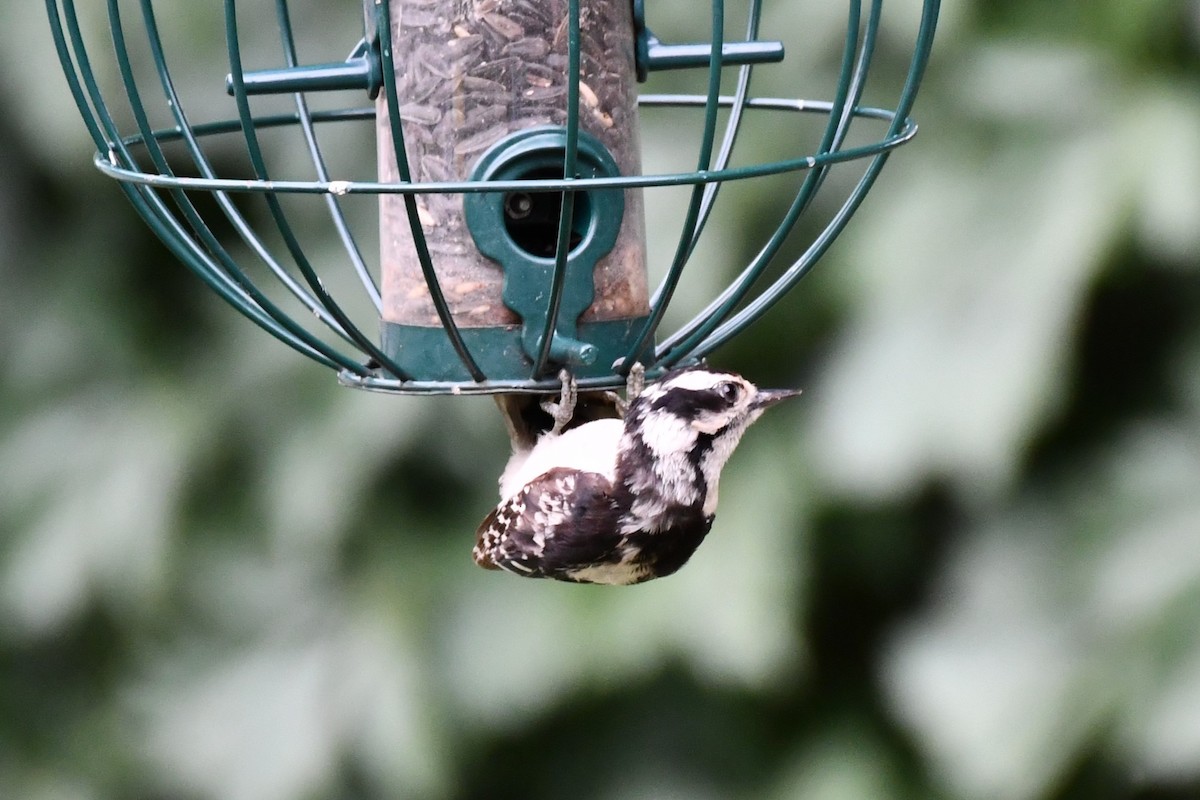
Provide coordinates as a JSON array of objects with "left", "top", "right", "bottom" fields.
[{"left": 751, "top": 387, "right": 803, "bottom": 410}]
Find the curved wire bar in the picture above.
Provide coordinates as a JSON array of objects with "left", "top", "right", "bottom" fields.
[
  {"left": 340, "top": 369, "right": 670, "bottom": 396},
  {"left": 658, "top": 0, "right": 878, "bottom": 364},
  {"left": 94, "top": 98, "right": 916, "bottom": 195},
  {"left": 46, "top": 0, "right": 343, "bottom": 370},
  {"left": 619, "top": 0, "right": 726, "bottom": 371},
  {"left": 273, "top": 0, "right": 382, "bottom": 314},
  {"left": 140, "top": 1, "right": 356, "bottom": 338},
  {"left": 532, "top": 0, "right": 584, "bottom": 378},
  {"left": 135, "top": 0, "right": 372, "bottom": 367},
  {"left": 54, "top": 0, "right": 365, "bottom": 373},
  {"left": 224, "top": 1, "right": 409, "bottom": 379},
  {"left": 125, "top": 0, "right": 374, "bottom": 371},
  {"left": 684, "top": 0, "right": 766, "bottom": 254},
  {"left": 689, "top": 0, "right": 941, "bottom": 358}
]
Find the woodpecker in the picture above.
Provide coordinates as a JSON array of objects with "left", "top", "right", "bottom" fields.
[{"left": 474, "top": 366, "right": 800, "bottom": 585}]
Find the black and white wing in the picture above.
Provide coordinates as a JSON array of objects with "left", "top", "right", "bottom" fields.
[{"left": 473, "top": 467, "right": 623, "bottom": 581}]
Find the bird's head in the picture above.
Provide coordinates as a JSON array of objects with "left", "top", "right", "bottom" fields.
[
  {"left": 630, "top": 366, "right": 800, "bottom": 436},
  {"left": 622, "top": 367, "right": 801, "bottom": 511}
]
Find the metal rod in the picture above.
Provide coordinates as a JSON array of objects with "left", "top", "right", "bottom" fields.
[
  {"left": 643, "top": 36, "right": 783, "bottom": 72},
  {"left": 225, "top": 0, "right": 406, "bottom": 377},
  {"left": 532, "top": 0, "right": 584, "bottom": 379},
  {"left": 226, "top": 55, "right": 376, "bottom": 96},
  {"left": 96, "top": 99, "right": 915, "bottom": 196},
  {"left": 620, "top": 0, "right": 728, "bottom": 369},
  {"left": 273, "top": 0, "right": 383, "bottom": 315},
  {"left": 691, "top": 0, "right": 942, "bottom": 358},
  {"left": 50, "top": 0, "right": 355, "bottom": 371},
  {"left": 684, "top": 0, "right": 765, "bottom": 260},
  {"left": 660, "top": 0, "right": 879, "bottom": 362},
  {"left": 139, "top": 0, "right": 370, "bottom": 359}
]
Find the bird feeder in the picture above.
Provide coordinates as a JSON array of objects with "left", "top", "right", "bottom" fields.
[{"left": 46, "top": 0, "right": 940, "bottom": 395}]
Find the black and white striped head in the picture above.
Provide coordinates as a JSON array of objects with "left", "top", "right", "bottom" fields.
[
  {"left": 631, "top": 366, "right": 799, "bottom": 435},
  {"left": 622, "top": 367, "right": 801, "bottom": 514}
]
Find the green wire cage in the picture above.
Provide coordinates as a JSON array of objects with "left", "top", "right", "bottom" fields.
[{"left": 46, "top": 0, "right": 940, "bottom": 395}]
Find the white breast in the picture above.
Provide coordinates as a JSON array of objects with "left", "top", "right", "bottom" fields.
[{"left": 499, "top": 418, "right": 624, "bottom": 500}]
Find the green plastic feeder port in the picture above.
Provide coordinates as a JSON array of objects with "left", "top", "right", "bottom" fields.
[{"left": 380, "top": 127, "right": 644, "bottom": 382}]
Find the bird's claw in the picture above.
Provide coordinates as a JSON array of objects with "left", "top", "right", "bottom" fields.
[
  {"left": 607, "top": 361, "right": 645, "bottom": 418},
  {"left": 541, "top": 369, "right": 577, "bottom": 436},
  {"left": 626, "top": 362, "right": 645, "bottom": 402}
]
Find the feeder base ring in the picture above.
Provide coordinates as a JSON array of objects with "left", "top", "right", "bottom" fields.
[{"left": 377, "top": 316, "right": 651, "bottom": 386}]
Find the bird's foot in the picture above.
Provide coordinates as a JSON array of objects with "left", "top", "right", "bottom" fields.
[
  {"left": 607, "top": 361, "right": 645, "bottom": 418},
  {"left": 626, "top": 361, "right": 645, "bottom": 402},
  {"left": 541, "top": 369, "right": 577, "bottom": 436}
]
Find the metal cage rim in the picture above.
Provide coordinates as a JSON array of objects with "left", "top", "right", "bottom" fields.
[{"left": 91, "top": 98, "right": 917, "bottom": 196}]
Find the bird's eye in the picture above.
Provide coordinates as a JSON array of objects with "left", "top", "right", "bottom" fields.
[{"left": 716, "top": 381, "right": 740, "bottom": 404}]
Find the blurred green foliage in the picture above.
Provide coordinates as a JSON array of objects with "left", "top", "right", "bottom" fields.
[{"left": 2, "top": 1, "right": 1200, "bottom": 799}]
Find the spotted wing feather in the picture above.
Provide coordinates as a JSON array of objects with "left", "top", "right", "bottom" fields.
[{"left": 474, "top": 467, "right": 622, "bottom": 581}]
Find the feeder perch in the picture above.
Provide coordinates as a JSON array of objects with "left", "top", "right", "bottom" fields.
[{"left": 46, "top": 0, "right": 940, "bottom": 398}]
